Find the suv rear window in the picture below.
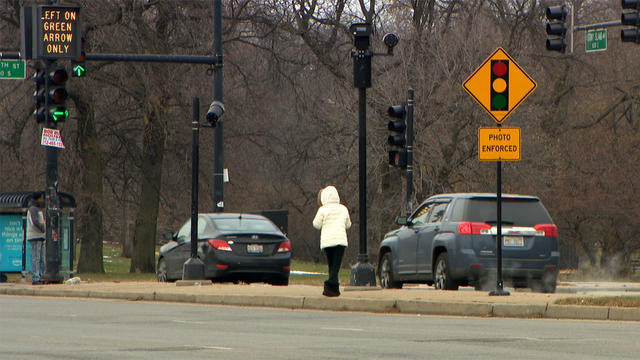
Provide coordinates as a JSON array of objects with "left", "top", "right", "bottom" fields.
[{"left": 450, "top": 198, "right": 552, "bottom": 226}]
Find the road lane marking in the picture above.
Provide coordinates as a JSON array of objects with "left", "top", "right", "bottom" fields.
[{"left": 321, "top": 327, "right": 363, "bottom": 332}]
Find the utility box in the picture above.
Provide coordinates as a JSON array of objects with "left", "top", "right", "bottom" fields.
[{"left": 0, "top": 192, "right": 76, "bottom": 282}]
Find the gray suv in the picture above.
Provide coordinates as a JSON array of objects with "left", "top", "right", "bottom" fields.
[{"left": 378, "top": 193, "right": 559, "bottom": 292}]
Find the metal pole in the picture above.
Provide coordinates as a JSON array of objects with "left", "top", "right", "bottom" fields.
[
  {"left": 183, "top": 97, "right": 205, "bottom": 280},
  {"left": 212, "top": 0, "right": 225, "bottom": 212},
  {"left": 490, "top": 124, "right": 509, "bottom": 296},
  {"left": 358, "top": 87, "right": 367, "bottom": 264},
  {"left": 42, "top": 59, "right": 62, "bottom": 283},
  {"left": 349, "top": 86, "right": 376, "bottom": 286},
  {"left": 190, "top": 98, "right": 200, "bottom": 259},
  {"left": 405, "top": 89, "right": 414, "bottom": 217}
]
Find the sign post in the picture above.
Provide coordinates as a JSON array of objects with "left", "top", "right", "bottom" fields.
[{"left": 463, "top": 47, "right": 536, "bottom": 296}]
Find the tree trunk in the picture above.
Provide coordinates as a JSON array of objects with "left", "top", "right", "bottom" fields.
[
  {"left": 73, "top": 92, "right": 105, "bottom": 274},
  {"left": 130, "top": 109, "right": 165, "bottom": 273}
]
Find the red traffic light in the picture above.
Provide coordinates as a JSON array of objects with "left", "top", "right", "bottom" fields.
[
  {"left": 49, "top": 68, "right": 68, "bottom": 85},
  {"left": 546, "top": 5, "right": 568, "bottom": 21},
  {"left": 387, "top": 105, "right": 406, "bottom": 118}
]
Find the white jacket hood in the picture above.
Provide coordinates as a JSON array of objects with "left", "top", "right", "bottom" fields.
[{"left": 320, "top": 186, "right": 340, "bottom": 205}]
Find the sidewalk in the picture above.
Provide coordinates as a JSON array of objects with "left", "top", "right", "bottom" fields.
[{"left": 1, "top": 281, "right": 640, "bottom": 322}]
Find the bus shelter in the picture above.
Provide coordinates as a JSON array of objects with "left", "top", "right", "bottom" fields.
[{"left": 0, "top": 192, "right": 76, "bottom": 282}]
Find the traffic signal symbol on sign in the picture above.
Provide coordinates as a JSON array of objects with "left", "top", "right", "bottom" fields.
[
  {"left": 490, "top": 60, "right": 508, "bottom": 111},
  {"left": 462, "top": 47, "right": 536, "bottom": 124}
]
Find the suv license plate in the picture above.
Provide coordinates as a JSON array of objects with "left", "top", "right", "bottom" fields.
[
  {"left": 247, "top": 244, "right": 263, "bottom": 253},
  {"left": 503, "top": 236, "right": 524, "bottom": 247}
]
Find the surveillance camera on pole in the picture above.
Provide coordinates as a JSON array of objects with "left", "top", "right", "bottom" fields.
[
  {"left": 206, "top": 100, "right": 225, "bottom": 127},
  {"left": 383, "top": 33, "right": 399, "bottom": 55}
]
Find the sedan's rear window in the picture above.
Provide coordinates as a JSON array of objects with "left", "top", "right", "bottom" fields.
[
  {"left": 450, "top": 198, "right": 553, "bottom": 226},
  {"left": 213, "top": 218, "right": 280, "bottom": 232}
]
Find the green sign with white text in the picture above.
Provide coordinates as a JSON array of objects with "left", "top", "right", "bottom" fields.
[
  {"left": 0, "top": 60, "right": 26, "bottom": 79},
  {"left": 586, "top": 29, "right": 607, "bottom": 53}
]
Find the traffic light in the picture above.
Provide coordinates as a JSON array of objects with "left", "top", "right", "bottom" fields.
[
  {"left": 33, "top": 66, "right": 69, "bottom": 124},
  {"left": 72, "top": 37, "right": 86, "bottom": 77},
  {"left": 545, "top": 5, "right": 568, "bottom": 53},
  {"left": 387, "top": 104, "right": 407, "bottom": 168},
  {"left": 33, "top": 69, "right": 46, "bottom": 124},
  {"left": 490, "top": 60, "right": 509, "bottom": 111},
  {"left": 622, "top": 0, "right": 640, "bottom": 43}
]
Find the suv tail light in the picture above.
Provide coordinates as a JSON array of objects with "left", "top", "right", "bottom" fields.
[
  {"left": 208, "top": 239, "right": 232, "bottom": 251},
  {"left": 534, "top": 224, "right": 558, "bottom": 237},
  {"left": 458, "top": 222, "right": 492, "bottom": 235},
  {"left": 277, "top": 240, "right": 291, "bottom": 253}
]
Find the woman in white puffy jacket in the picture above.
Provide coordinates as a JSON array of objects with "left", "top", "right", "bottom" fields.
[{"left": 313, "top": 185, "right": 351, "bottom": 297}]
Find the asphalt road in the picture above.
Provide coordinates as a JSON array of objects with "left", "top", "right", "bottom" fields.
[{"left": 1, "top": 296, "right": 639, "bottom": 360}]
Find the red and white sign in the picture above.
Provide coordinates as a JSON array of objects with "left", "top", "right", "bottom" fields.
[{"left": 41, "top": 128, "right": 65, "bottom": 149}]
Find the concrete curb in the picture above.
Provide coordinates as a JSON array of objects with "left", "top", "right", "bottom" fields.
[{"left": 2, "top": 286, "right": 639, "bottom": 322}]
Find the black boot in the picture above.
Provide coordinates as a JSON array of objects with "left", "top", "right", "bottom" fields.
[{"left": 323, "top": 280, "right": 340, "bottom": 297}]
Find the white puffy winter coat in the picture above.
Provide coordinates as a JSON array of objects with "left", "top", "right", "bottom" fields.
[{"left": 313, "top": 186, "right": 351, "bottom": 249}]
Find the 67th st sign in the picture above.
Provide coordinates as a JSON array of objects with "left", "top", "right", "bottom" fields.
[{"left": 478, "top": 127, "right": 520, "bottom": 161}]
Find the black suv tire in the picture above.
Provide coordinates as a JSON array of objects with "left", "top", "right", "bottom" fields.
[
  {"left": 434, "top": 253, "right": 458, "bottom": 290},
  {"left": 379, "top": 252, "right": 403, "bottom": 289}
]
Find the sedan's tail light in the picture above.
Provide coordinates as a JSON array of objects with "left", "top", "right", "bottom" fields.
[
  {"left": 208, "top": 239, "right": 232, "bottom": 251},
  {"left": 458, "top": 222, "right": 492, "bottom": 235},
  {"left": 277, "top": 240, "right": 291, "bottom": 253},
  {"left": 534, "top": 224, "right": 558, "bottom": 237}
]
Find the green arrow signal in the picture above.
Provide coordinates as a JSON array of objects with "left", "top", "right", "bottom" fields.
[
  {"left": 51, "top": 106, "right": 69, "bottom": 122},
  {"left": 72, "top": 63, "right": 86, "bottom": 77}
]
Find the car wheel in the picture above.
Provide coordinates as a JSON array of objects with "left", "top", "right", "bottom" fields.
[
  {"left": 434, "top": 253, "right": 458, "bottom": 290},
  {"left": 379, "top": 252, "right": 402, "bottom": 289},
  {"left": 157, "top": 258, "right": 168, "bottom": 282}
]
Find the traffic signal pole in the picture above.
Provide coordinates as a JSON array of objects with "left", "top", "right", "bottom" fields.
[
  {"left": 212, "top": 0, "right": 225, "bottom": 213},
  {"left": 350, "top": 23, "right": 376, "bottom": 286},
  {"left": 42, "top": 59, "right": 63, "bottom": 283},
  {"left": 405, "top": 89, "right": 414, "bottom": 218}
]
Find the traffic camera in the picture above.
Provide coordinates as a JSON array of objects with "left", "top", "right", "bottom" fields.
[{"left": 206, "top": 100, "right": 225, "bottom": 127}]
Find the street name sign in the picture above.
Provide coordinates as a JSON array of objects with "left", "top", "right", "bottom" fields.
[
  {"left": 463, "top": 47, "right": 537, "bottom": 124},
  {"left": 478, "top": 127, "right": 520, "bottom": 161},
  {"left": 586, "top": 29, "right": 607, "bottom": 53},
  {"left": 0, "top": 60, "right": 26, "bottom": 79}
]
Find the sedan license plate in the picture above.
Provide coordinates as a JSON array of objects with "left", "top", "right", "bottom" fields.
[
  {"left": 247, "top": 244, "right": 263, "bottom": 254},
  {"left": 503, "top": 236, "right": 524, "bottom": 247}
]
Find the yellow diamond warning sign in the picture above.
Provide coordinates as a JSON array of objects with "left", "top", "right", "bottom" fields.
[
  {"left": 463, "top": 47, "right": 536, "bottom": 124},
  {"left": 478, "top": 127, "right": 520, "bottom": 161}
]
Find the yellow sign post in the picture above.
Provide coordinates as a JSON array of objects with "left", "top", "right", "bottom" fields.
[
  {"left": 478, "top": 127, "right": 520, "bottom": 161},
  {"left": 463, "top": 47, "right": 536, "bottom": 124}
]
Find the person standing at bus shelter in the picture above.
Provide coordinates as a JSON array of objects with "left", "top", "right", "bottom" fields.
[{"left": 27, "top": 192, "right": 46, "bottom": 285}]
